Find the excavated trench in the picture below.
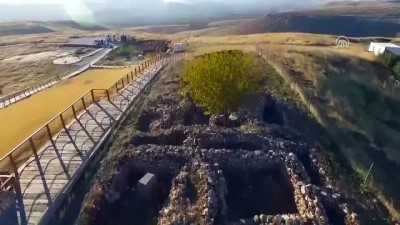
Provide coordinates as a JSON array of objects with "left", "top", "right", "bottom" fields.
[
  {"left": 263, "top": 96, "right": 284, "bottom": 125},
  {"left": 102, "top": 170, "right": 175, "bottom": 225},
  {"left": 298, "top": 152, "right": 323, "bottom": 186},
  {"left": 131, "top": 130, "right": 187, "bottom": 146},
  {"left": 325, "top": 205, "right": 346, "bottom": 225},
  {"left": 223, "top": 163, "right": 298, "bottom": 222}
]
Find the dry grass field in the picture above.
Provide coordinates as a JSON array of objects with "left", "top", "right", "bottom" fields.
[{"left": 0, "top": 67, "right": 131, "bottom": 156}]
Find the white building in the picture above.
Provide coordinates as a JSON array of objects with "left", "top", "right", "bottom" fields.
[
  {"left": 173, "top": 43, "right": 185, "bottom": 53},
  {"left": 368, "top": 42, "right": 400, "bottom": 56}
]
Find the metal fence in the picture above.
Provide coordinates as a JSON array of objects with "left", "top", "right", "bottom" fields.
[{"left": 0, "top": 53, "right": 167, "bottom": 193}]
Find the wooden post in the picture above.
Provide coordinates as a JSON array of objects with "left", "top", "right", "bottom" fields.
[
  {"left": 9, "top": 154, "right": 20, "bottom": 193},
  {"left": 46, "top": 124, "right": 53, "bottom": 141},
  {"left": 90, "top": 90, "right": 95, "bottom": 103},
  {"left": 135, "top": 68, "right": 137, "bottom": 76},
  {"left": 60, "top": 114, "right": 66, "bottom": 129},
  {"left": 29, "top": 138, "right": 38, "bottom": 157},
  {"left": 363, "top": 163, "right": 374, "bottom": 185},
  {"left": 81, "top": 97, "right": 86, "bottom": 109},
  {"left": 71, "top": 105, "right": 77, "bottom": 119},
  {"left": 115, "top": 83, "right": 119, "bottom": 93},
  {"left": 106, "top": 90, "right": 110, "bottom": 101},
  {"left": 122, "top": 78, "right": 125, "bottom": 88}
]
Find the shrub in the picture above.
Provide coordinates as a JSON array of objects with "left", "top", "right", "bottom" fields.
[
  {"left": 181, "top": 51, "right": 263, "bottom": 116},
  {"left": 393, "top": 61, "right": 400, "bottom": 76},
  {"left": 379, "top": 52, "right": 400, "bottom": 68},
  {"left": 116, "top": 45, "right": 135, "bottom": 59}
]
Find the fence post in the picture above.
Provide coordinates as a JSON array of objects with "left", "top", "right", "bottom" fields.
[
  {"left": 81, "top": 97, "right": 86, "bottom": 109},
  {"left": 71, "top": 105, "right": 77, "bottom": 119},
  {"left": 90, "top": 89, "right": 95, "bottom": 103},
  {"left": 46, "top": 124, "right": 53, "bottom": 141},
  {"left": 106, "top": 90, "right": 110, "bottom": 102},
  {"left": 9, "top": 154, "right": 20, "bottom": 194},
  {"left": 363, "top": 163, "right": 374, "bottom": 185},
  {"left": 60, "top": 114, "right": 66, "bottom": 129}
]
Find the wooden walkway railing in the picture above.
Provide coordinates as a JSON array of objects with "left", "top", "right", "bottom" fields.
[
  {"left": 0, "top": 71, "right": 70, "bottom": 108},
  {"left": 0, "top": 53, "right": 167, "bottom": 194},
  {"left": 0, "top": 48, "right": 116, "bottom": 109}
]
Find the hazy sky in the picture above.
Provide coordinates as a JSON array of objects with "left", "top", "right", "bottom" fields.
[{"left": 0, "top": 0, "right": 339, "bottom": 22}]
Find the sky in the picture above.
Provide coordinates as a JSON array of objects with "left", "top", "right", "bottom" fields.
[{"left": 0, "top": 0, "right": 343, "bottom": 22}]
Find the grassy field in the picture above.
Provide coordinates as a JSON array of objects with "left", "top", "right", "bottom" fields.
[
  {"left": 256, "top": 42, "right": 400, "bottom": 221},
  {"left": 0, "top": 67, "right": 131, "bottom": 156}
]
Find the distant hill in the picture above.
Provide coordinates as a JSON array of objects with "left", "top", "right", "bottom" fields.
[
  {"left": 235, "top": 1, "right": 400, "bottom": 37},
  {"left": 50, "top": 21, "right": 109, "bottom": 31},
  {"left": 0, "top": 22, "right": 54, "bottom": 37}
]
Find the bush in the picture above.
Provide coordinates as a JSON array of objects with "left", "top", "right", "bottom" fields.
[
  {"left": 116, "top": 45, "right": 135, "bottom": 59},
  {"left": 393, "top": 61, "right": 400, "bottom": 76},
  {"left": 181, "top": 51, "right": 263, "bottom": 116},
  {"left": 379, "top": 53, "right": 400, "bottom": 68}
]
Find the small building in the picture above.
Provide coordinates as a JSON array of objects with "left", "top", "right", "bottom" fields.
[
  {"left": 369, "top": 42, "right": 400, "bottom": 56},
  {"left": 121, "top": 34, "right": 128, "bottom": 43},
  {"left": 173, "top": 43, "right": 185, "bottom": 53}
]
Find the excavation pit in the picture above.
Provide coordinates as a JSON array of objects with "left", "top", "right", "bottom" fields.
[
  {"left": 325, "top": 205, "right": 346, "bottom": 225},
  {"left": 224, "top": 163, "right": 298, "bottom": 222},
  {"left": 106, "top": 170, "right": 174, "bottom": 225},
  {"left": 298, "top": 153, "right": 323, "bottom": 185},
  {"left": 131, "top": 130, "right": 187, "bottom": 146}
]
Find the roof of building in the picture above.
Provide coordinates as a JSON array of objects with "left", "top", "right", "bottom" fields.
[
  {"left": 67, "top": 37, "right": 104, "bottom": 46},
  {"left": 386, "top": 47, "right": 400, "bottom": 56},
  {"left": 370, "top": 42, "right": 400, "bottom": 48}
]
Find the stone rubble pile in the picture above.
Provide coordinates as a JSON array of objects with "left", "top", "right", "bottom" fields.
[
  {"left": 284, "top": 153, "right": 328, "bottom": 224},
  {"left": 158, "top": 162, "right": 219, "bottom": 225},
  {"left": 80, "top": 130, "right": 360, "bottom": 225}
]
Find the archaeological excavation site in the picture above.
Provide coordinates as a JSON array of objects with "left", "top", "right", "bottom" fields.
[{"left": 76, "top": 62, "right": 364, "bottom": 225}]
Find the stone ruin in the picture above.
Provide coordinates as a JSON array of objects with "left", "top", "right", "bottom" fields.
[{"left": 78, "top": 125, "right": 360, "bottom": 225}]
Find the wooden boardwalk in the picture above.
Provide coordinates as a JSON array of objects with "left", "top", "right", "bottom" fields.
[{"left": 0, "top": 60, "right": 167, "bottom": 225}]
